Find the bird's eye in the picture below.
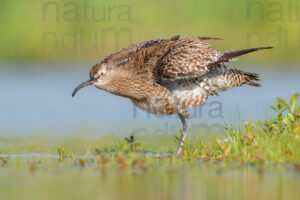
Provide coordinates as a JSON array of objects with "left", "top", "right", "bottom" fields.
[{"left": 100, "top": 68, "right": 107, "bottom": 76}]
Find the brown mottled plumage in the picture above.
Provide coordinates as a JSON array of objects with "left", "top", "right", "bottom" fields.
[{"left": 72, "top": 36, "right": 273, "bottom": 155}]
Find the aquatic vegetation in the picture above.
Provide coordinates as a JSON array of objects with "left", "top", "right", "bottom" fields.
[{"left": 179, "top": 93, "right": 300, "bottom": 163}]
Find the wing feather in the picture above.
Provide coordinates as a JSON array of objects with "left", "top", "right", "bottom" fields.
[
  {"left": 102, "top": 35, "right": 180, "bottom": 65},
  {"left": 156, "top": 38, "right": 223, "bottom": 80}
]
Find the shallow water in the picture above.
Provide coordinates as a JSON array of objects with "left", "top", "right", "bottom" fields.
[
  {"left": 0, "top": 62, "right": 299, "bottom": 136},
  {"left": 0, "top": 151, "right": 169, "bottom": 159},
  {"left": 0, "top": 158, "right": 299, "bottom": 200}
]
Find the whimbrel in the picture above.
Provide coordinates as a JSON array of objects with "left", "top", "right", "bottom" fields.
[{"left": 72, "top": 35, "right": 272, "bottom": 156}]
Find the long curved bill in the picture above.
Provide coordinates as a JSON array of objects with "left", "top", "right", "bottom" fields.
[{"left": 72, "top": 77, "right": 97, "bottom": 97}]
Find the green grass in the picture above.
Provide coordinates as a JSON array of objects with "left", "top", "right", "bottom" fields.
[
  {"left": 1, "top": 0, "right": 299, "bottom": 61},
  {"left": 0, "top": 94, "right": 299, "bottom": 200}
]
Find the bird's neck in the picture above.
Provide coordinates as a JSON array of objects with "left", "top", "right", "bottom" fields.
[{"left": 104, "top": 71, "right": 151, "bottom": 100}]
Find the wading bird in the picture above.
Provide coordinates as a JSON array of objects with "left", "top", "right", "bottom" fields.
[{"left": 72, "top": 36, "right": 272, "bottom": 156}]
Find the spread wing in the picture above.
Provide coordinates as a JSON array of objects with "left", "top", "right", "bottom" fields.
[
  {"left": 102, "top": 35, "right": 180, "bottom": 66},
  {"left": 156, "top": 37, "right": 224, "bottom": 80},
  {"left": 155, "top": 37, "right": 273, "bottom": 81}
]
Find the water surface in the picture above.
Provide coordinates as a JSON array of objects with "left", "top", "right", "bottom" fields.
[{"left": 0, "top": 62, "right": 299, "bottom": 137}]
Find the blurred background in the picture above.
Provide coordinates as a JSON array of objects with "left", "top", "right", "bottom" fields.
[{"left": 0, "top": 0, "right": 299, "bottom": 138}]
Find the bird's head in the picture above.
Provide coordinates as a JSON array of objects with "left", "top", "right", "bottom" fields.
[{"left": 72, "top": 63, "right": 114, "bottom": 97}]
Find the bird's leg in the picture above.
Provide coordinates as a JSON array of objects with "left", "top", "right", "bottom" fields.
[{"left": 176, "top": 113, "right": 190, "bottom": 156}]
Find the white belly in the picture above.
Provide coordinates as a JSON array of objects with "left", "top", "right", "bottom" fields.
[{"left": 161, "top": 64, "right": 233, "bottom": 108}]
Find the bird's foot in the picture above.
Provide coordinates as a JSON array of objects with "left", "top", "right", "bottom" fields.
[
  {"left": 175, "top": 133, "right": 186, "bottom": 157},
  {"left": 175, "top": 146, "right": 184, "bottom": 157},
  {"left": 176, "top": 113, "right": 190, "bottom": 157}
]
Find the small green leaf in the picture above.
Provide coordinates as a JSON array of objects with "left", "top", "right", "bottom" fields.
[
  {"left": 282, "top": 115, "right": 289, "bottom": 125},
  {"left": 275, "top": 100, "right": 282, "bottom": 110},
  {"left": 270, "top": 105, "right": 278, "bottom": 112},
  {"left": 287, "top": 113, "right": 295, "bottom": 122},
  {"left": 278, "top": 98, "right": 289, "bottom": 109},
  {"left": 290, "top": 93, "right": 299, "bottom": 113},
  {"left": 256, "top": 120, "right": 263, "bottom": 126}
]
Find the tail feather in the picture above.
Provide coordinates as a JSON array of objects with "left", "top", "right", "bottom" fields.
[
  {"left": 242, "top": 71, "right": 261, "bottom": 87},
  {"left": 221, "top": 47, "right": 273, "bottom": 62},
  {"left": 225, "top": 68, "right": 261, "bottom": 88}
]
